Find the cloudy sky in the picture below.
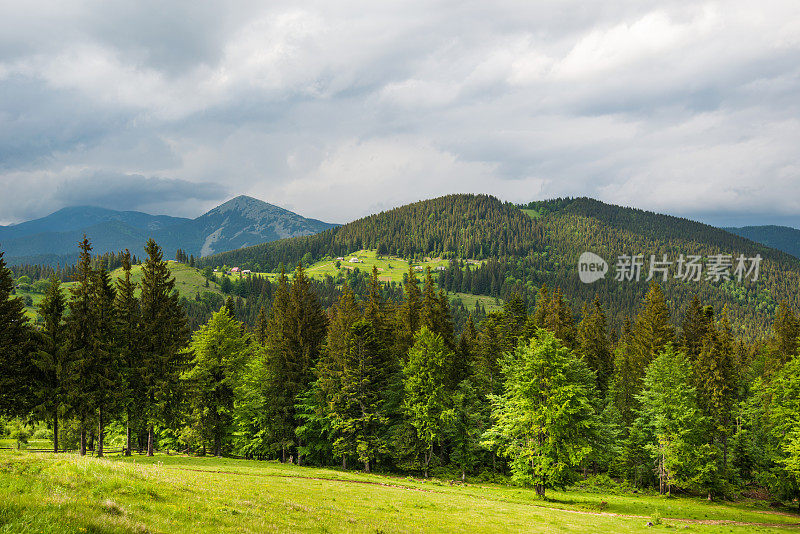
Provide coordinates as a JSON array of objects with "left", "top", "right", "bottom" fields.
[{"left": 1, "top": 1, "right": 799, "bottom": 227}]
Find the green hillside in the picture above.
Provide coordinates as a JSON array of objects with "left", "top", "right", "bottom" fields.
[
  {"left": 2, "top": 451, "right": 797, "bottom": 533},
  {"left": 15, "top": 262, "right": 222, "bottom": 321},
  {"left": 200, "top": 194, "right": 800, "bottom": 339}
]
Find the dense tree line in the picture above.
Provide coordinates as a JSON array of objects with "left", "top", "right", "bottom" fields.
[{"left": 5, "top": 235, "right": 800, "bottom": 504}]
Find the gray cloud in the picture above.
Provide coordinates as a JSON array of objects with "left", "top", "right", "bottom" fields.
[{"left": 1, "top": 1, "right": 799, "bottom": 227}]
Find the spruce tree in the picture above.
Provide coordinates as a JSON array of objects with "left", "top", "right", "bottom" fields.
[
  {"left": 32, "top": 276, "right": 67, "bottom": 452},
  {"left": 114, "top": 250, "right": 141, "bottom": 456},
  {"left": 576, "top": 297, "right": 612, "bottom": 394},
  {"left": 681, "top": 296, "right": 713, "bottom": 360},
  {"left": 255, "top": 305, "right": 268, "bottom": 345},
  {"left": 694, "top": 307, "right": 738, "bottom": 482},
  {"left": 139, "top": 239, "right": 190, "bottom": 456},
  {"left": 90, "top": 266, "right": 117, "bottom": 458},
  {"left": 0, "top": 249, "right": 35, "bottom": 418},
  {"left": 262, "top": 264, "right": 326, "bottom": 463},
  {"left": 64, "top": 236, "right": 95, "bottom": 455},
  {"left": 395, "top": 266, "right": 422, "bottom": 358},
  {"left": 772, "top": 301, "right": 799, "bottom": 365}
]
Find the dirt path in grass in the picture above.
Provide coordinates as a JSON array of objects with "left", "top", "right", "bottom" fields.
[{"left": 162, "top": 465, "right": 800, "bottom": 528}]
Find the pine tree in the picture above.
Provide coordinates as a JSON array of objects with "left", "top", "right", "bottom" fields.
[
  {"left": 0, "top": 249, "right": 35, "bottom": 418},
  {"left": 326, "top": 319, "right": 391, "bottom": 472},
  {"left": 139, "top": 239, "right": 190, "bottom": 456},
  {"left": 32, "top": 276, "right": 67, "bottom": 452},
  {"left": 576, "top": 297, "right": 612, "bottom": 393},
  {"left": 443, "top": 379, "right": 484, "bottom": 481},
  {"left": 255, "top": 306, "right": 268, "bottom": 345},
  {"left": 694, "top": 307, "right": 738, "bottom": 484},
  {"left": 262, "top": 264, "right": 327, "bottom": 463},
  {"left": 395, "top": 266, "right": 422, "bottom": 359},
  {"left": 64, "top": 236, "right": 96, "bottom": 455},
  {"left": 632, "top": 283, "right": 674, "bottom": 364},
  {"left": 681, "top": 296, "right": 714, "bottom": 360},
  {"left": 90, "top": 266, "right": 117, "bottom": 457},
  {"left": 183, "top": 306, "right": 249, "bottom": 456},
  {"left": 613, "top": 283, "right": 674, "bottom": 427},
  {"left": 772, "top": 301, "right": 799, "bottom": 365},
  {"left": 114, "top": 250, "right": 141, "bottom": 455},
  {"left": 532, "top": 284, "right": 550, "bottom": 328}
]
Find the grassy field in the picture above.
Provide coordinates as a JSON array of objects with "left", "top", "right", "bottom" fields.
[
  {"left": 15, "top": 262, "right": 221, "bottom": 321},
  {"left": 520, "top": 208, "right": 541, "bottom": 218},
  {"left": 1, "top": 451, "right": 798, "bottom": 533},
  {"left": 446, "top": 291, "right": 503, "bottom": 314},
  {"left": 218, "top": 250, "right": 458, "bottom": 285}
]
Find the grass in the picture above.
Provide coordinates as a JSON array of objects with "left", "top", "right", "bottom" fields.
[
  {"left": 520, "top": 208, "right": 541, "bottom": 218},
  {"left": 1, "top": 451, "right": 798, "bottom": 533},
  {"left": 446, "top": 291, "right": 503, "bottom": 314},
  {"left": 218, "top": 250, "right": 459, "bottom": 285},
  {"left": 110, "top": 262, "right": 223, "bottom": 299},
  {"left": 15, "top": 262, "right": 222, "bottom": 321}
]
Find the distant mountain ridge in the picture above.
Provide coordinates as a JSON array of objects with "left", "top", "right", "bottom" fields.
[
  {"left": 0, "top": 196, "right": 337, "bottom": 265},
  {"left": 724, "top": 225, "right": 800, "bottom": 259}
]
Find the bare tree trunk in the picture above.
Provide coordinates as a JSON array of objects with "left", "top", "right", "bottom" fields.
[
  {"left": 342, "top": 457, "right": 347, "bottom": 469},
  {"left": 364, "top": 459, "right": 370, "bottom": 473},
  {"left": 147, "top": 425, "right": 154, "bottom": 456},
  {"left": 125, "top": 408, "right": 132, "bottom": 456},
  {"left": 53, "top": 411, "right": 59, "bottom": 453},
  {"left": 97, "top": 407, "right": 104, "bottom": 458},
  {"left": 80, "top": 429, "right": 86, "bottom": 456},
  {"left": 88, "top": 429, "right": 94, "bottom": 454}
]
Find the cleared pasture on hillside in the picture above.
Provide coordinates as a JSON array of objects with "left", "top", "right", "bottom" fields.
[{"left": 1, "top": 451, "right": 798, "bottom": 533}]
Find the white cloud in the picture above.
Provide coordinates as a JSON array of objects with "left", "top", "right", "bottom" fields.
[{"left": 1, "top": 0, "right": 800, "bottom": 227}]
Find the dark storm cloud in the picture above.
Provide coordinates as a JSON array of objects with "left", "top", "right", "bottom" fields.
[{"left": 53, "top": 173, "right": 228, "bottom": 211}]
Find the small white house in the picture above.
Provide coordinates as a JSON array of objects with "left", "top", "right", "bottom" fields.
[
  {"left": 242, "top": 270, "right": 251, "bottom": 275},
  {"left": 349, "top": 257, "right": 362, "bottom": 263}
]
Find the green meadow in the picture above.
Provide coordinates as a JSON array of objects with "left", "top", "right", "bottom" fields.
[
  {"left": 1, "top": 451, "right": 798, "bottom": 533},
  {"left": 14, "top": 262, "right": 222, "bottom": 320},
  {"left": 217, "top": 249, "right": 459, "bottom": 284}
]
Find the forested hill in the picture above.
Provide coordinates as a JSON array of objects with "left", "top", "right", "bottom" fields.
[
  {"left": 200, "top": 194, "right": 800, "bottom": 338},
  {"left": 198, "top": 194, "right": 537, "bottom": 270}
]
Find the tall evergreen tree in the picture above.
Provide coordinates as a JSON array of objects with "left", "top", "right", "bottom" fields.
[
  {"left": 694, "top": 307, "right": 738, "bottom": 481},
  {"left": 576, "top": 297, "right": 612, "bottom": 394},
  {"left": 32, "top": 276, "right": 67, "bottom": 452},
  {"left": 90, "top": 266, "right": 118, "bottom": 457},
  {"left": 114, "top": 250, "right": 141, "bottom": 455},
  {"left": 139, "top": 239, "right": 190, "bottom": 456},
  {"left": 396, "top": 267, "right": 422, "bottom": 359},
  {"left": 262, "top": 264, "right": 327, "bottom": 463},
  {"left": 64, "top": 236, "right": 96, "bottom": 455},
  {"left": 772, "top": 301, "right": 799, "bottom": 365},
  {"left": 0, "top": 249, "right": 35, "bottom": 418}
]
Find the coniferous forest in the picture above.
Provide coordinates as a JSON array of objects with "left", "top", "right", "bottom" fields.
[{"left": 3, "top": 198, "right": 800, "bottom": 504}]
